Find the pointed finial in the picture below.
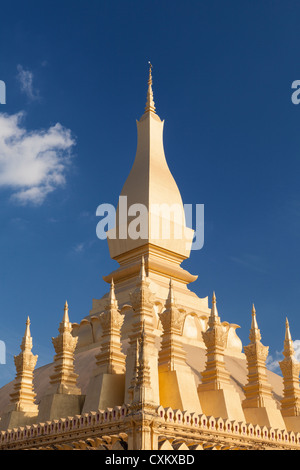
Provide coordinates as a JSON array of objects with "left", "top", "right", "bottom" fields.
[
  {"left": 110, "top": 277, "right": 115, "bottom": 297},
  {"left": 59, "top": 300, "right": 71, "bottom": 333},
  {"left": 109, "top": 277, "right": 117, "bottom": 305},
  {"left": 104, "top": 277, "right": 118, "bottom": 310},
  {"left": 63, "top": 300, "right": 70, "bottom": 322},
  {"left": 208, "top": 291, "right": 220, "bottom": 326},
  {"left": 251, "top": 303, "right": 259, "bottom": 330},
  {"left": 25, "top": 316, "right": 31, "bottom": 336},
  {"left": 166, "top": 278, "right": 176, "bottom": 308},
  {"left": 148, "top": 62, "right": 153, "bottom": 83},
  {"left": 285, "top": 317, "right": 292, "bottom": 342},
  {"left": 21, "top": 316, "right": 33, "bottom": 351},
  {"left": 211, "top": 291, "right": 218, "bottom": 314},
  {"left": 249, "top": 303, "right": 261, "bottom": 342},
  {"left": 64, "top": 300, "right": 69, "bottom": 320},
  {"left": 282, "top": 316, "right": 295, "bottom": 358},
  {"left": 144, "top": 62, "right": 156, "bottom": 114}
]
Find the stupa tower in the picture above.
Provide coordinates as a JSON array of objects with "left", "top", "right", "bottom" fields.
[
  {"left": 91, "top": 64, "right": 213, "bottom": 338},
  {"left": 279, "top": 318, "right": 300, "bottom": 431},
  {"left": 89, "top": 64, "right": 242, "bottom": 358}
]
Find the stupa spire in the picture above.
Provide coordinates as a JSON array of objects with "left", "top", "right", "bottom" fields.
[
  {"left": 284, "top": 317, "right": 294, "bottom": 351},
  {"left": 198, "top": 293, "right": 232, "bottom": 391},
  {"left": 279, "top": 317, "right": 300, "bottom": 418},
  {"left": 49, "top": 301, "right": 81, "bottom": 394},
  {"left": 144, "top": 62, "right": 156, "bottom": 114},
  {"left": 106, "top": 64, "right": 194, "bottom": 270},
  {"left": 10, "top": 317, "right": 38, "bottom": 413},
  {"left": 159, "top": 278, "right": 189, "bottom": 372},
  {"left": 59, "top": 300, "right": 70, "bottom": 331},
  {"left": 106, "top": 278, "right": 118, "bottom": 309},
  {"left": 208, "top": 291, "right": 220, "bottom": 327},
  {"left": 21, "top": 316, "right": 32, "bottom": 350},
  {"left": 242, "top": 305, "right": 277, "bottom": 410},
  {"left": 248, "top": 303, "right": 261, "bottom": 342},
  {"left": 95, "top": 279, "right": 126, "bottom": 375}
]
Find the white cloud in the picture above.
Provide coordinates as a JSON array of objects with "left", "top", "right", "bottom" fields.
[
  {"left": 0, "top": 111, "right": 75, "bottom": 205},
  {"left": 266, "top": 340, "right": 300, "bottom": 374},
  {"left": 16, "top": 65, "right": 40, "bottom": 102},
  {"left": 293, "top": 340, "right": 300, "bottom": 362},
  {"left": 73, "top": 242, "right": 85, "bottom": 253},
  {"left": 72, "top": 240, "right": 96, "bottom": 255},
  {"left": 266, "top": 351, "right": 282, "bottom": 373}
]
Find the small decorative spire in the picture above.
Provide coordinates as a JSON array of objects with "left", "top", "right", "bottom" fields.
[
  {"left": 283, "top": 317, "right": 294, "bottom": 357},
  {"left": 243, "top": 305, "right": 274, "bottom": 409},
  {"left": 24, "top": 316, "right": 31, "bottom": 337},
  {"left": 59, "top": 300, "right": 71, "bottom": 333},
  {"left": 96, "top": 279, "right": 125, "bottom": 375},
  {"left": 251, "top": 303, "right": 258, "bottom": 327},
  {"left": 249, "top": 303, "right": 261, "bottom": 342},
  {"left": 159, "top": 278, "right": 187, "bottom": 371},
  {"left": 144, "top": 62, "right": 156, "bottom": 114},
  {"left": 63, "top": 300, "right": 70, "bottom": 322},
  {"left": 106, "top": 278, "right": 118, "bottom": 309},
  {"left": 50, "top": 302, "right": 80, "bottom": 394},
  {"left": 279, "top": 316, "right": 300, "bottom": 417},
  {"left": 199, "top": 293, "right": 232, "bottom": 391},
  {"left": 10, "top": 316, "right": 38, "bottom": 412},
  {"left": 166, "top": 278, "right": 176, "bottom": 308},
  {"left": 208, "top": 291, "right": 220, "bottom": 327},
  {"left": 285, "top": 317, "right": 292, "bottom": 342},
  {"left": 21, "top": 316, "right": 32, "bottom": 351}
]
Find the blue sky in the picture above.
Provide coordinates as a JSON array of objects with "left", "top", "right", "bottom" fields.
[{"left": 0, "top": 0, "right": 300, "bottom": 385}]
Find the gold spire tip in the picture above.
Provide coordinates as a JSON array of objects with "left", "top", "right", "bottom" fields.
[{"left": 144, "top": 62, "right": 156, "bottom": 114}]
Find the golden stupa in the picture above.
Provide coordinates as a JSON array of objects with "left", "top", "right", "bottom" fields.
[{"left": 0, "top": 66, "right": 299, "bottom": 451}]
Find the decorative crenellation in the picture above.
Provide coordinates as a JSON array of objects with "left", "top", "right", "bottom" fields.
[
  {"left": 0, "top": 404, "right": 131, "bottom": 449},
  {"left": 156, "top": 406, "right": 299, "bottom": 449},
  {"left": 2, "top": 404, "right": 300, "bottom": 450}
]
